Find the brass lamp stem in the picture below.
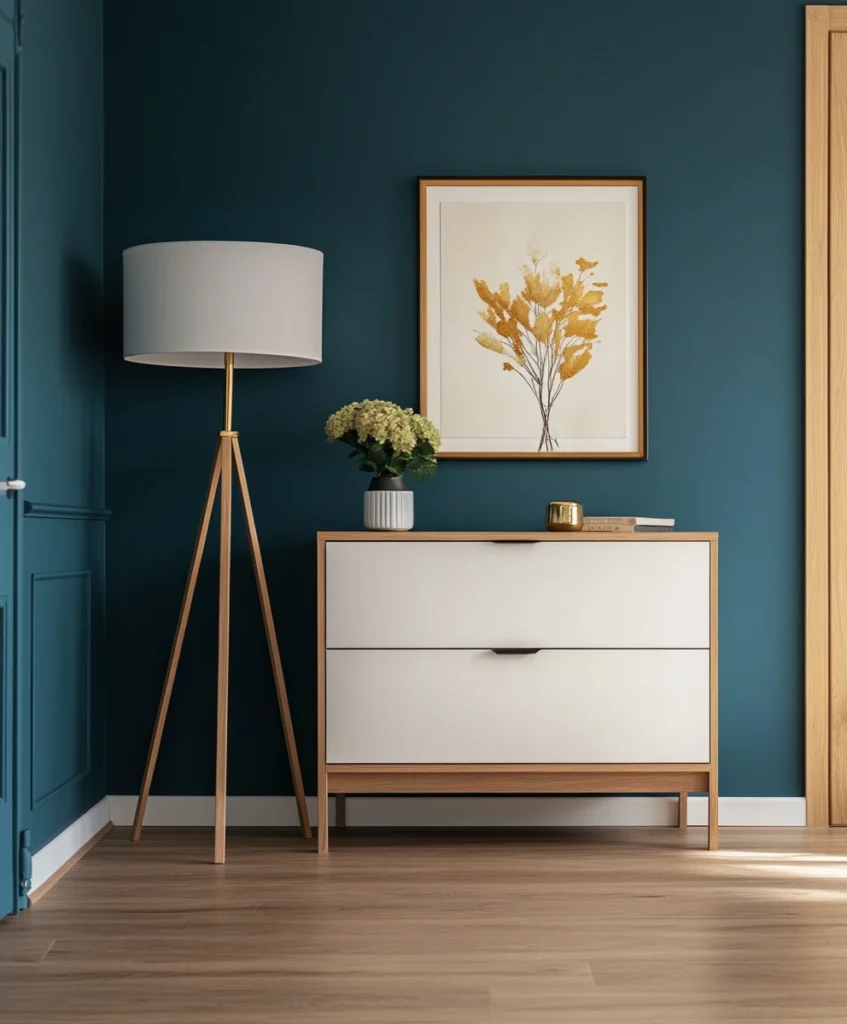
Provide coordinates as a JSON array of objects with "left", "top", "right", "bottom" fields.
[{"left": 223, "top": 352, "right": 235, "bottom": 432}]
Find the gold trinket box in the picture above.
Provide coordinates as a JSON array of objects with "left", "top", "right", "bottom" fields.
[{"left": 546, "top": 501, "right": 584, "bottom": 532}]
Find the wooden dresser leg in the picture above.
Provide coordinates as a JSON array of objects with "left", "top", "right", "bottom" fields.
[
  {"left": 678, "top": 792, "right": 687, "bottom": 827},
  {"left": 708, "top": 777, "right": 719, "bottom": 850},
  {"left": 335, "top": 794, "right": 346, "bottom": 829},
  {"left": 318, "top": 773, "right": 329, "bottom": 854}
]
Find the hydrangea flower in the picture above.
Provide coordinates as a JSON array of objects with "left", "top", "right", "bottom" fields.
[{"left": 326, "top": 400, "right": 440, "bottom": 481}]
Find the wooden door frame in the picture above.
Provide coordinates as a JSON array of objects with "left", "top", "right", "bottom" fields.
[{"left": 805, "top": 5, "right": 847, "bottom": 826}]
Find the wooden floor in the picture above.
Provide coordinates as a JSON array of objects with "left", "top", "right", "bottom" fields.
[{"left": 2, "top": 827, "right": 847, "bottom": 1022}]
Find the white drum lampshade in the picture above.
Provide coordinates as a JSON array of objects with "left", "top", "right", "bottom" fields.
[{"left": 123, "top": 240, "right": 323, "bottom": 369}]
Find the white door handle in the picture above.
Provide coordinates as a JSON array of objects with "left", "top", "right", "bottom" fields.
[{"left": 0, "top": 479, "right": 26, "bottom": 493}]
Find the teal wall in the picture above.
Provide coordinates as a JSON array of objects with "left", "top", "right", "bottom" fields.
[
  {"left": 20, "top": 0, "right": 106, "bottom": 850},
  {"left": 104, "top": 0, "right": 804, "bottom": 798}
]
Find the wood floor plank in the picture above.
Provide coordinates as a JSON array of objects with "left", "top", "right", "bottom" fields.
[{"left": 2, "top": 827, "right": 847, "bottom": 1022}]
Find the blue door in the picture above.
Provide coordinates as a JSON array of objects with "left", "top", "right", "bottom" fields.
[
  {"left": 0, "top": 4, "right": 17, "bottom": 920},
  {"left": 0, "top": 0, "right": 104, "bottom": 919}
]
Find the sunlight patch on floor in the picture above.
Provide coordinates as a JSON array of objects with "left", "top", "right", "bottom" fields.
[
  {"left": 714, "top": 849, "right": 847, "bottom": 864},
  {"left": 741, "top": 862, "right": 847, "bottom": 880}
]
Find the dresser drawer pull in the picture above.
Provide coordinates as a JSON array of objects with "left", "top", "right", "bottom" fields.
[
  {"left": 490, "top": 647, "right": 541, "bottom": 655},
  {"left": 491, "top": 539, "right": 542, "bottom": 544}
]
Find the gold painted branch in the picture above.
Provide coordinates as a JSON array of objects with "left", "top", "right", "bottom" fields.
[{"left": 473, "top": 253, "right": 608, "bottom": 452}]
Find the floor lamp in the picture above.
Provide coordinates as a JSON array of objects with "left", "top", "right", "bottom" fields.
[{"left": 123, "top": 241, "right": 322, "bottom": 863}]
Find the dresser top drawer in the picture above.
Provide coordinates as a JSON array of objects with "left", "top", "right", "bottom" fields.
[
  {"left": 319, "top": 531, "right": 718, "bottom": 543},
  {"left": 323, "top": 538, "right": 713, "bottom": 651}
]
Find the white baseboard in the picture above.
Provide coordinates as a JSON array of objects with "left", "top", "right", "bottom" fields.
[
  {"left": 22, "top": 794, "right": 806, "bottom": 901},
  {"left": 20, "top": 793, "right": 806, "bottom": 905},
  {"left": 31, "top": 797, "right": 112, "bottom": 893},
  {"left": 108, "top": 794, "right": 807, "bottom": 829}
]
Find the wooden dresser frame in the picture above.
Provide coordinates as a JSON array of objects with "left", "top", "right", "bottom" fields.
[{"left": 316, "top": 532, "right": 718, "bottom": 853}]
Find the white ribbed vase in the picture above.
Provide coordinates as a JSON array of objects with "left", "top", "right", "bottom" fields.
[{"left": 364, "top": 476, "right": 414, "bottom": 531}]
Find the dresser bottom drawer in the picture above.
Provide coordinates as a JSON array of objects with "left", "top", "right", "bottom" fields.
[{"left": 325, "top": 648, "right": 710, "bottom": 765}]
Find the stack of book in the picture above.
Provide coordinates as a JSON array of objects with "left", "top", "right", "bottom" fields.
[{"left": 582, "top": 516, "right": 675, "bottom": 533}]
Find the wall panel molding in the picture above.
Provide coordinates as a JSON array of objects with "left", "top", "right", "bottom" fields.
[
  {"left": 30, "top": 571, "right": 92, "bottom": 809},
  {"left": 23, "top": 502, "right": 111, "bottom": 521},
  {"left": 0, "top": 597, "right": 7, "bottom": 805}
]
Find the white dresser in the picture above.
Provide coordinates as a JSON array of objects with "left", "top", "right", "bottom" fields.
[{"left": 317, "top": 532, "right": 718, "bottom": 851}]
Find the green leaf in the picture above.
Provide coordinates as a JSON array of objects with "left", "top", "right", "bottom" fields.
[{"left": 407, "top": 460, "right": 437, "bottom": 481}]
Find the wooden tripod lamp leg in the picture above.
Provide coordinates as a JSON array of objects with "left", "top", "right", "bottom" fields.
[
  {"left": 232, "top": 437, "right": 312, "bottom": 839},
  {"left": 132, "top": 446, "right": 222, "bottom": 842},
  {"left": 215, "top": 435, "right": 234, "bottom": 864}
]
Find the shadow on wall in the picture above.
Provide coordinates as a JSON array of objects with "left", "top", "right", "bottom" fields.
[{"left": 64, "top": 253, "right": 103, "bottom": 360}]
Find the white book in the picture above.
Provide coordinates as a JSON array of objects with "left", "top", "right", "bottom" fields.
[{"left": 582, "top": 516, "right": 675, "bottom": 527}]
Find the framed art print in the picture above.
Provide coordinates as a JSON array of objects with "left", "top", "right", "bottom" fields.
[{"left": 419, "top": 177, "right": 645, "bottom": 458}]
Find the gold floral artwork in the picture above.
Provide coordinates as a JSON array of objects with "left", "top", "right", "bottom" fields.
[{"left": 474, "top": 250, "right": 607, "bottom": 452}]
